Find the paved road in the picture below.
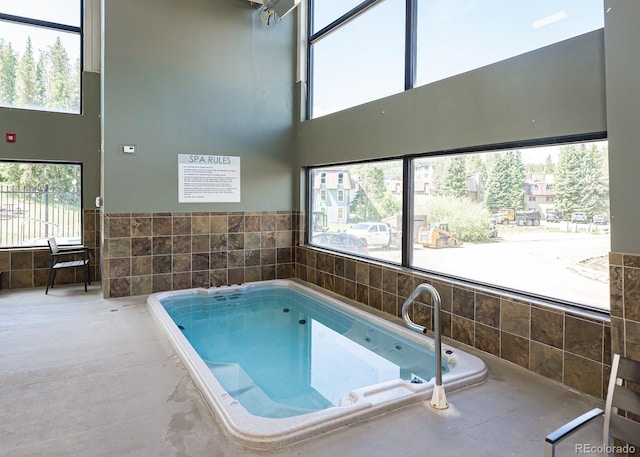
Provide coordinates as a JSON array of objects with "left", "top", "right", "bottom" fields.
[{"left": 370, "top": 227, "right": 610, "bottom": 310}]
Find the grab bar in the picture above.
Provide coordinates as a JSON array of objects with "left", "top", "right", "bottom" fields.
[{"left": 401, "top": 283, "right": 448, "bottom": 409}]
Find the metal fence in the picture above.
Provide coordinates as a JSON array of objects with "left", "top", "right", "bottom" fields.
[{"left": 0, "top": 185, "right": 81, "bottom": 247}]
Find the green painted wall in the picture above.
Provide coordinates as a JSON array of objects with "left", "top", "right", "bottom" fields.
[
  {"left": 0, "top": 72, "right": 101, "bottom": 209},
  {"left": 604, "top": 1, "right": 640, "bottom": 254},
  {"left": 101, "top": 0, "right": 296, "bottom": 213},
  {"left": 296, "top": 30, "right": 606, "bottom": 171}
]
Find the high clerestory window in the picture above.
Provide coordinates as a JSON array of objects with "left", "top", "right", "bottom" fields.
[
  {"left": 0, "top": 0, "right": 82, "bottom": 114},
  {"left": 307, "top": 0, "right": 603, "bottom": 119}
]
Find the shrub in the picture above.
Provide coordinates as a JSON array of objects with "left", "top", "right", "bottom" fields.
[{"left": 424, "top": 197, "right": 492, "bottom": 243}]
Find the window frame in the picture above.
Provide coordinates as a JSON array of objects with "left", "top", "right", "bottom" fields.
[
  {"left": 306, "top": 132, "right": 609, "bottom": 314},
  {"left": 306, "top": 0, "right": 603, "bottom": 120},
  {"left": 0, "top": 2, "right": 84, "bottom": 114},
  {"left": 0, "top": 159, "right": 83, "bottom": 249}
]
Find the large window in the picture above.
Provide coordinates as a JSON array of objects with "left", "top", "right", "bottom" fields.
[
  {"left": 0, "top": 161, "right": 82, "bottom": 248},
  {"left": 307, "top": 0, "right": 603, "bottom": 119},
  {"left": 309, "top": 161, "right": 403, "bottom": 262},
  {"left": 308, "top": 139, "right": 610, "bottom": 311},
  {"left": 0, "top": 0, "right": 82, "bottom": 114}
]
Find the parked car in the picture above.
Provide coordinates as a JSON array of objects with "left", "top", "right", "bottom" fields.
[
  {"left": 545, "top": 211, "right": 560, "bottom": 223},
  {"left": 312, "top": 232, "right": 368, "bottom": 255},
  {"left": 571, "top": 211, "right": 588, "bottom": 223},
  {"left": 592, "top": 214, "right": 608, "bottom": 224},
  {"left": 345, "top": 222, "right": 393, "bottom": 248}
]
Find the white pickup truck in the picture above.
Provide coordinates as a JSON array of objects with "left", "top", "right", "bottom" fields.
[{"left": 345, "top": 222, "right": 393, "bottom": 248}]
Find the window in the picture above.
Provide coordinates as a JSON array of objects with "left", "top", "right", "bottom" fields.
[
  {"left": 415, "top": 0, "right": 603, "bottom": 87},
  {"left": 309, "top": 160, "right": 402, "bottom": 262},
  {"left": 308, "top": 139, "right": 610, "bottom": 311},
  {"left": 308, "top": 0, "right": 405, "bottom": 118},
  {"left": 338, "top": 173, "right": 344, "bottom": 185},
  {"left": 320, "top": 189, "right": 327, "bottom": 202},
  {"left": 0, "top": 0, "right": 82, "bottom": 113},
  {"left": 337, "top": 189, "right": 344, "bottom": 202},
  {"left": 307, "top": 0, "right": 603, "bottom": 119},
  {"left": 529, "top": 196, "right": 536, "bottom": 202},
  {"left": 0, "top": 161, "right": 82, "bottom": 248}
]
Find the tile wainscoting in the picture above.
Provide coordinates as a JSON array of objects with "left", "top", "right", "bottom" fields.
[
  {"left": 0, "top": 209, "right": 101, "bottom": 290},
  {"left": 102, "top": 211, "right": 299, "bottom": 298},
  {"left": 296, "top": 245, "right": 614, "bottom": 399}
]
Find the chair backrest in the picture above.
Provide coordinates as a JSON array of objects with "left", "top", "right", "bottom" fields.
[
  {"left": 47, "top": 237, "right": 60, "bottom": 255},
  {"left": 603, "top": 354, "right": 640, "bottom": 449}
]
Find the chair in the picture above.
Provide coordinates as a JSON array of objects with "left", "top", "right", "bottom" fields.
[
  {"left": 544, "top": 353, "right": 640, "bottom": 457},
  {"left": 46, "top": 238, "right": 91, "bottom": 294}
]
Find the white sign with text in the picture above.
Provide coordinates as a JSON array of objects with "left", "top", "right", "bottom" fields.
[{"left": 178, "top": 154, "right": 241, "bottom": 203}]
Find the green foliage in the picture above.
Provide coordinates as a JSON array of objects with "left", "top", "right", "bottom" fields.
[
  {"left": 49, "top": 37, "right": 71, "bottom": 109},
  {"left": 350, "top": 166, "right": 401, "bottom": 222},
  {"left": 16, "top": 38, "right": 37, "bottom": 107},
  {"left": 440, "top": 157, "right": 468, "bottom": 198},
  {"left": 553, "top": 144, "right": 608, "bottom": 219},
  {"left": 0, "top": 39, "right": 18, "bottom": 105},
  {"left": 426, "top": 196, "right": 492, "bottom": 243},
  {"left": 0, "top": 36, "right": 79, "bottom": 112},
  {"left": 0, "top": 163, "right": 80, "bottom": 192},
  {"left": 484, "top": 151, "right": 525, "bottom": 212},
  {"left": 544, "top": 154, "right": 556, "bottom": 175}
]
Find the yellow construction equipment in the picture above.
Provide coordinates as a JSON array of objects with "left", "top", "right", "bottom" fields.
[{"left": 417, "top": 223, "right": 461, "bottom": 249}]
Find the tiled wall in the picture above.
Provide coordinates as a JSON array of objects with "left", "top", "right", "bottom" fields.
[
  {"left": 102, "top": 211, "right": 298, "bottom": 298},
  {"left": 609, "top": 252, "right": 640, "bottom": 361},
  {"left": 0, "top": 209, "right": 101, "bottom": 290},
  {"left": 296, "top": 245, "right": 613, "bottom": 399}
]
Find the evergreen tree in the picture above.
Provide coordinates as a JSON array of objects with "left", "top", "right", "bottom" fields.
[
  {"left": 0, "top": 40, "right": 18, "bottom": 105},
  {"left": 16, "top": 37, "right": 38, "bottom": 108},
  {"left": 441, "top": 157, "right": 469, "bottom": 198},
  {"left": 429, "top": 159, "right": 446, "bottom": 197},
  {"left": 49, "top": 37, "right": 71, "bottom": 109},
  {"left": 484, "top": 151, "right": 525, "bottom": 212},
  {"left": 544, "top": 154, "right": 556, "bottom": 176},
  {"left": 68, "top": 57, "right": 81, "bottom": 111},
  {"left": 350, "top": 166, "right": 400, "bottom": 221},
  {"left": 35, "top": 52, "right": 48, "bottom": 106},
  {"left": 554, "top": 144, "right": 608, "bottom": 219}
]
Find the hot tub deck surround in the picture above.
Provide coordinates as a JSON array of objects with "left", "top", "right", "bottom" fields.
[{"left": 1, "top": 286, "right": 605, "bottom": 457}]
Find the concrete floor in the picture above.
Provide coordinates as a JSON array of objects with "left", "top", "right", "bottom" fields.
[{"left": 0, "top": 285, "right": 606, "bottom": 457}]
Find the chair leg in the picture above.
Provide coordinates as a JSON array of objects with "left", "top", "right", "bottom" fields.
[
  {"left": 84, "top": 261, "right": 89, "bottom": 292},
  {"left": 46, "top": 267, "right": 55, "bottom": 294}
]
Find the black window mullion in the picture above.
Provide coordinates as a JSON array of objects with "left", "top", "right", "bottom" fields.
[
  {"left": 306, "top": 0, "right": 314, "bottom": 120},
  {"left": 404, "top": 0, "right": 417, "bottom": 91},
  {"left": 0, "top": 13, "right": 81, "bottom": 33},
  {"left": 309, "top": 0, "right": 384, "bottom": 44},
  {"left": 401, "top": 157, "right": 413, "bottom": 267}
]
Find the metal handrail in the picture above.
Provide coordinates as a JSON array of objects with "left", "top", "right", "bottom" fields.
[{"left": 401, "top": 283, "right": 448, "bottom": 409}]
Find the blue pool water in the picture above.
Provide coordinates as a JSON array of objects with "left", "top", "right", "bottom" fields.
[{"left": 160, "top": 284, "right": 447, "bottom": 419}]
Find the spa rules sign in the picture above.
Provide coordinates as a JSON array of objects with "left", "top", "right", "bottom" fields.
[{"left": 178, "top": 154, "right": 241, "bottom": 203}]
